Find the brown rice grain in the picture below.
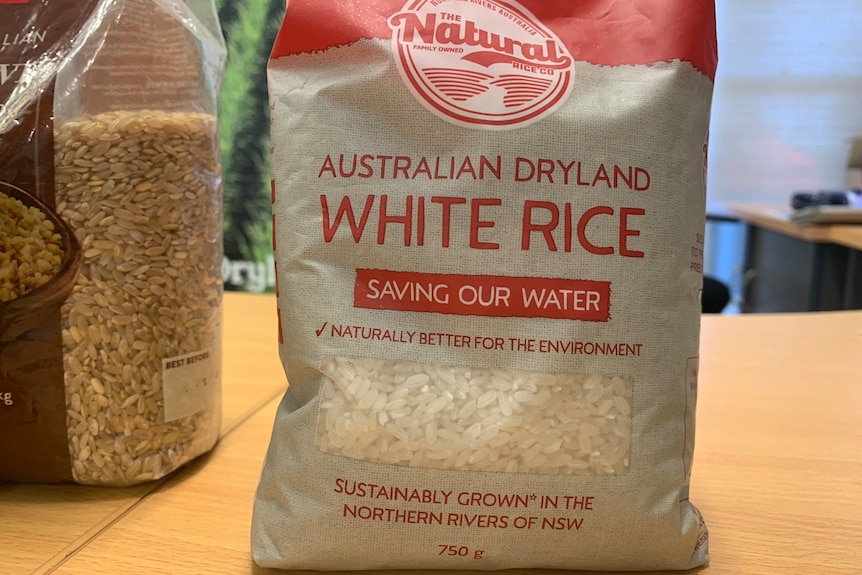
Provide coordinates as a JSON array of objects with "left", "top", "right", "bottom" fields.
[{"left": 54, "top": 109, "right": 222, "bottom": 486}]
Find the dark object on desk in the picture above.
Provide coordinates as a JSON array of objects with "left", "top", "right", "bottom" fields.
[
  {"left": 790, "top": 190, "right": 861, "bottom": 210},
  {"left": 703, "top": 276, "right": 730, "bottom": 314},
  {"left": 789, "top": 190, "right": 862, "bottom": 226}
]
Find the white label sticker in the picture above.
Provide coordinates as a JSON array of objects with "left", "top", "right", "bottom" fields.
[{"left": 162, "top": 348, "right": 217, "bottom": 422}]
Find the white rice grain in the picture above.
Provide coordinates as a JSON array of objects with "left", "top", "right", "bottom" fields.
[{"left": 316, "top": 356, "right": 633, "bottom": 475}]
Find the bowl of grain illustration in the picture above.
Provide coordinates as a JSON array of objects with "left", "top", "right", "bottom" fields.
[{"left": 0, "top": 183, "right": 81, "bottom": 340}]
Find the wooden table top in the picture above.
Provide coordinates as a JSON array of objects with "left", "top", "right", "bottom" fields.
[
  {"left": 724, "top": 202, "right": 862, "bottom": 250},
  {"left": 3, "top": 293, "right": 861, "bottom": 575},
  {"left": 1, "top": 293, "right": 287, "bottom": 575}
]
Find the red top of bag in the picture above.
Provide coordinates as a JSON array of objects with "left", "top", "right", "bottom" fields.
[{"left": 271, "top": 0, "right": 718, "bottom": 81}]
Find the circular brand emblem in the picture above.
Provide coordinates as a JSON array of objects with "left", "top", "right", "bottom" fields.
[{"left": 389, "top": 0, "right": 575, "bottom": 130}]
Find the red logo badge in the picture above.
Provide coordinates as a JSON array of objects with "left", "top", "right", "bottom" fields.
[{"left": 389, "top": 0, "right": 575, "bottom": 130}]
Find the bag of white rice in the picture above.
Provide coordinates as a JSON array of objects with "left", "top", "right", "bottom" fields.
[{"left": 254, "top": 0, "right": 716, "bottom": 569}]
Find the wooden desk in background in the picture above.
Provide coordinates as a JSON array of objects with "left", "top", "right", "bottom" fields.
[
  {"left": 3, "top": 293, "right": 862, "bottom": 575},
  {"left": 724, "top": 203, "right": 862, "bottom": 313}
]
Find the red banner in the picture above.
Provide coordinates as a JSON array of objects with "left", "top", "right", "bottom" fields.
[
  {"left": 272, "top": 0, "right": 717, "bottom": 80},
  {"left": 354, "top": 269, "right": 611, "bottom": 321}
]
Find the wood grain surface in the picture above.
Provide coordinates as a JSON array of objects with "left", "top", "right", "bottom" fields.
[
  {"left": 725, "top": 202, "right": 862, "bottom": 250},
  {"left": 0, "top": 293, "right": 287, "bottom": 575},
  {"left": 4, "top": 295, "right": 861, "bottom": 574}
]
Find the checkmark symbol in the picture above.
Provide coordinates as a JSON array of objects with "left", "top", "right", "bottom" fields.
[{"left": 315, "top": 323, "right": 328, "bottom": 337}]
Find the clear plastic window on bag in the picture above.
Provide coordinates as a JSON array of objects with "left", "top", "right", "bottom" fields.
[{"left": 317, "top": 356, "right": 632, "bottom": 475}]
